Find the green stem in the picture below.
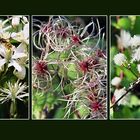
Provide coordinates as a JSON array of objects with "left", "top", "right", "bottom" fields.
[
  {"left": 0, "top": 64, "right": 8, "bottom": 81},
  {"left": 10, "top": 100, "right": 17, "bottom": 118}
]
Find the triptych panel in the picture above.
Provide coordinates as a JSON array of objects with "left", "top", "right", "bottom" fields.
[{"left": 0, "top": 15, "right": 140, "bottom": 120}]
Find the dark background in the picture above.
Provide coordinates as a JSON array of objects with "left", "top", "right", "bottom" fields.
[
  {"left": 0, "top": 0, "right": 139, "bottom": 15},
  {"left": 33, "top": 16, "right": 106, "bottom": 37},
  {"left": 0, "top": 0, "right": 140, "bottom": 138}
]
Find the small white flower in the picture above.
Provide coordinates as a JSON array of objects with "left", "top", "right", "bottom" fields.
[
  {"left": 0, "top": 18, "right": 12, "bottom": 34},
  {"left": 0, "top": 44, "right": 14, "bottom": 68},
  {"left": 0, "top": 22, "right": 11, "bottom": 40},
  {"left": 117, "top": 30, "right": 131, "bottom": 48},
  {"left": 12, "top": 16, "right": 21, "bottom": 27},
  {"left": 13, "top": 52, "right": 27, "bottom": 80},
  {"left": 113, "top": 53, "right": 127, "bottom": 66},
  {"left": 111, "top": 77, "right": 121, "bottom": 86},
  {"left": 0, "top": 20, "right": 5, "bottom": 32},
  {"left": 114, "top": 88, "right": 130, "bottom": 105},
  {"left": 130, "top": 35, "right": 140, "bottom": 47},
  {"left": 137, "top": 64, "right": 140, "bottom": 73},
  {"left": 22, "top": 16, "right": 28, "bottom": 23},
  {"left": 11, "top": 23, "right": 29, "bottom": 44},
  {"left": 132, "top": 48, "right": 140, "bottom": 62},
  {"left": 0, "top": 43, "right": 27, "bottom": 79},
  {"left": 0, "top": 81, "right": 28, "bottom": 103},
  {"left": 0, "top": 32, "right": 11, "bottom": 39},
  {"left": 0, "top": 56, "right": 4, "bottom": 73},
  {"left": 9, "top": 43, "right": 28, "bottom": 79}
]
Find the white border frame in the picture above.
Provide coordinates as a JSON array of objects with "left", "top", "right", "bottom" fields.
[
  {"left": 0, "top": 15, "right": 30, "bottom": 120},
  {"left": 31, "top": 15, "right": 108, "bottom": 121}
]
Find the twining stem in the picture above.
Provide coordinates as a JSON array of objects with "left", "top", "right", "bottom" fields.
[
  {"left": 110, "top": 78, "right": 140, "bottom": 108},
  {"left": 110, "top": 88, "right": 131, "bottom": 108}
]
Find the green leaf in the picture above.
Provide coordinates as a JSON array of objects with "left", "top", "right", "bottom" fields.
[
  {"left": 33, "top": 91, "right": 47, "bottom": 106},
  {"left": 113, "top": 106, "right": 133, "bottom": 118},
  {"left": 47, "top": 64, "right": 58, "bottom": 71},
  {"left": 115, "top": 65, "right": 137, "bottom": 85},
  {"left": 46, "top": 93, "right": 56, "bottom": 104},
  {"left": 47, "top": 52, "right": 59, "bottom": 60},
  {"left": 46, "top": 92, "right": 59, "bottom": 111},
  {"left": 48, "top": 51, "right": 69, "bottom": 61},
  {"left": 129, "top": 95, "right": 140, "bottom": 107},
  {"left": 132, "top": 16, "right": 140, "bottom": 34},
  {"left": 67, "top": 63, "right": 78, "bottom": 80},
  {"left": 32, "top": 105, "right": 43, "bottom": 119},
  {"left": 54, "top": 107, "right": 65, "bottom": 118},
  {"left": 51, "top": 76, "right": 61, "bottom": 93},
  {"left": 58, "top": 65, "right": 65, "bottom": 77},
  {"left": 132, "top": 108, "right": 140, "bottom": 118},
  {"left": 76, "top": 102, "right": 90, "bottom": 118},
  {"left": 64, "top": 83, "right": 74, "bottom": 94},
  {"left": 121, "top": 78, "right": 130, "bottom": 88},
  {"left": 60, "top": 51, "right": 69, "bottom": 60},
  {"left": 122, "top": 66, "right": 137, "bottom": 82},
  {"left": 122, "top": 106, "right": 133, "bottom": 118},
  {"left": 117, "top": 18, "right": 131, "bottom": 30},
  {"left": 115, "top": 66, "right": 123, "bottom": 77},
  {"left": 130, "top": 63, "right": 139, "bottom": 76},
  {"left": 124, "top": 49, "right": 131, "bottom": 61},
  {"left": 112, "top": 21, "right": 120, "bottom": 29}
]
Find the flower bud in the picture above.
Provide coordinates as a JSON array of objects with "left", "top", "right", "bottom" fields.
[
  {"left": 113, "top": 53, "right": 127, "bottom": 66},
  {"left": 23, "top": 16, "right": 28, "bottom": 23},
  {"left": 111, "top": 77, "right": 121, "bottom": 87},
  {"left": 12, "top": 16, "right": 20, "bottom": 27}
]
